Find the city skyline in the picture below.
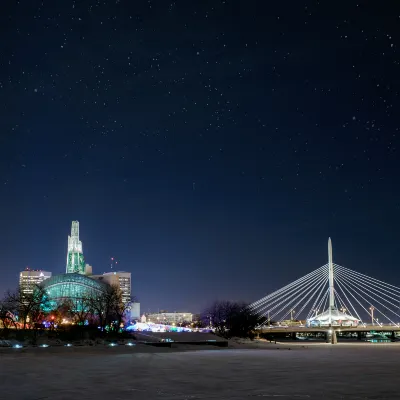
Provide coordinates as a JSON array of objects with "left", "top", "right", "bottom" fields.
[
  {"left": 3, "top": 218, "right": 400, "bottom": 314},
  {"left": 1, "top": 2, "right": 400, "bottom": 313}
]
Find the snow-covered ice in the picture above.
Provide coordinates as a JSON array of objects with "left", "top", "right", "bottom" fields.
[{"left": 1, "top": 344, "right": 399, "bottom": 399}]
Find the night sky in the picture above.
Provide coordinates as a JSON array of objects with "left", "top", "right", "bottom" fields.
[{"left": 1, "top": 1, "right": 399, "bottom": 313}]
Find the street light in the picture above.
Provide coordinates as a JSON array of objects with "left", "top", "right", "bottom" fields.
[
  {"left": 313, "top": 309, "right": 319, "bottom": 317},
  {"left": 290, "top": 309, "right": 296, "bottom": 322},
  {"left": 369, "top": 306, "right": 375, "bottom": 325}
]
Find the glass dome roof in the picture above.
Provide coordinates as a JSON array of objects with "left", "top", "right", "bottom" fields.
[{"left": 40, "top": 273, "right": 108, "bottom": 301}]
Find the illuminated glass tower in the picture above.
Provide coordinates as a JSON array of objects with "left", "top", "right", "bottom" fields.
[{"left": 66, "top": 221, "right": 85, "bottom": 274}]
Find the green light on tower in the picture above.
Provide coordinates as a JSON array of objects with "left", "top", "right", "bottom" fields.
[{"left": 66, "top": 221, "right": 85, "bottom": 274}]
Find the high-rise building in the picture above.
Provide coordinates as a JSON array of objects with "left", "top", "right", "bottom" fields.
[
  {"left": 19, "top": 269, "right": 52, "bottom": 297},
  {"left": 91, "top": 271, "right": 132, "bottom": 303},
  {"left": 66, "top": 221, "right": 85, "bottom": 274},
  {"left": 91, "top": 271, "right": 137, "bottom": 320},
  {"left": 96, "top": 271, "right": 132, "bottom": 305}
]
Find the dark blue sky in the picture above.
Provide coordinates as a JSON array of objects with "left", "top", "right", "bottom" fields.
[{"left": 1, "top": 1, "right": 399, "bottom": 313}]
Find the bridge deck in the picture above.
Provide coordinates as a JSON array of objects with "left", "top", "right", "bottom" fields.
[{"left": 260, "top": 325, "right": 400, "bottom": 334}]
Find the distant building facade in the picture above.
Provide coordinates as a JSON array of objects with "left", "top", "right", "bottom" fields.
[
  {"left": 146, "top": 312, "right": 193, "bottom": 324},
  {"left": 92, "top": 271, "right": 138, "bottom": 321},
  {"left": 130, "top": 302, "right": 141, "bottom": 320},
  {"left": 84, "top": 264, "right": 93, "bottom": 275},
  {"left": 92, "top": 271, "right": 132, "bottom": 305},
  {"left": 103, "top": 272, "right": 131, "bottom": 304},
  {"left": 19, "top": 269, "right": 52, "bottom": 297}
]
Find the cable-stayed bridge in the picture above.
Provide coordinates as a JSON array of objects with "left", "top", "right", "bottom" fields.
[{"left": 249, "top": 239, "right": 400, "bottom": 342}]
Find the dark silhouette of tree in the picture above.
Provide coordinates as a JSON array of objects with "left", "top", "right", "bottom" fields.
[
  {"left": 4, "top": 286, "right": 50, "bottom": 330},
  {"left": 64, "top": 297, "right": 92, "bottom": 325},
  {"left": 88, "top": 292, "right": 109, "bottom": 330},
  {"left": 88, "top": 285, "right": 132, "bottom": 331},
  {"left": 0, "top": 301, "right": 18, "bottom": 336},
  {"left": 112, "top": 292, "right": 135, "bottom": 331},
  {"left": 191, "top": 318, "right": 205, "bottom": 329},
  {"left": 203, "top": 300, "right": 259, "bottom": 338}
]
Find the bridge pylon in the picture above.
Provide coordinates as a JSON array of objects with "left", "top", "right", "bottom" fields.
[{"left": 249, "top": 238, "right": 400, "bottom": 331}]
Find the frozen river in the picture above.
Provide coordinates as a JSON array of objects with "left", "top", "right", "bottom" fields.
[{"left": 1, "top": 344, "right": 399, "bottom": 399}]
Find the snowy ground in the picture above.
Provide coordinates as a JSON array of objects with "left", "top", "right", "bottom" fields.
[{"left": 1, "top": 343, "right": 399, "bottom": 399}]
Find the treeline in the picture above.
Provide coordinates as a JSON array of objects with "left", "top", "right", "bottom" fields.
[
  {"left": 0, "top": 285, "right": 133, "bottom": 338},
  {"left": 0, "top": 287, "right": 260, "bottom": 341},
  {"left": 202, "top": 300, "right": 261, "bottom": 339}
]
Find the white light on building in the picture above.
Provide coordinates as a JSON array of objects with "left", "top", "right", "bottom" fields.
[
  {"left": 146, "top": 312, "right": 193, "bottom": 324},
  {"left": 19, "top": 269, "right": 52, "bottom": 296}
]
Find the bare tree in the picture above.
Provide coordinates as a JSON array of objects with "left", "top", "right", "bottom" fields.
[
  {"left": 112, "top": 292, "right": 135, "bottom": 331},
  {"left": 89, "top": 286, "right": 133, "bottom": 332},
  {"left": 4, "top": 286, "right": 49, "bottom": 330},
  {"left": 45, "top": 300, "right": 73, "bottom": 330},
  {"left": 88, "top": 288, "right": 114, "bottom": 330},
  {"left": 65, "top": 297, "right": 92, "bottom": 325},
  {"left": 204, "top": 300, "right": 234, "bottom": 337},
  {"left": 203, "top": 300, "right": 258, "bottom": 339},
  {"left": 0, "top": 301, "right": 18, "bottom": 336},
  {"left": 191, "top": 318, "right": 205, "bottom": 329}
]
